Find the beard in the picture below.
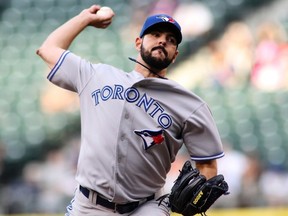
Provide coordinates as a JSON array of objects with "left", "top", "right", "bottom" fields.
[{"left": 140, "top": 44, "right": 173, "bottom": 70}]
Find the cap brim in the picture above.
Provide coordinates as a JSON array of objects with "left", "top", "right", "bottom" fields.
[{"left": 141, "top": 22, "right": 182, "bottom": 44}]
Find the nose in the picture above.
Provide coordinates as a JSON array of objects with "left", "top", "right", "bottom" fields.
[{"left": 158, "top": 35, "right": 167, "bottom": 46}]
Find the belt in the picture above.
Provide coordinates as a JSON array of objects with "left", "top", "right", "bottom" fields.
[{"left": 79, "top": 185, "right": 155, "bottom": 214}]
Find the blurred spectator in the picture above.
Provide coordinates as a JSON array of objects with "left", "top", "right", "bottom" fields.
[
  {"left": 0, "top": 137, "right": 79, "bottom": 214},
  {"left": 0, "top": 142, "right": 5, "bottom": 177},
  {"left": 148, "top": 0, "right": 179, "bottom": 16},
  {"left": 0, "top": 177, "right": 40, "bottom": 214},
  {"left": 251, "top": 21, "right": 288, "bottom": 91},
  {"left": 259, "top": 165, "right": 288, "bottom": 206},
  {"left": 168, "top": 21, "right": 254, "bottom": 89},
  {"left": 35, "top": 148, "right": 77, "bottom": 213},
  {"left": 174, "top": 2, "right": 214, "bottom": 39},
  {"left": 40, "top": 74, "right": 80, "bottom": 114},
  {"left": 238, "top": 152, "right": 267, "bottom": 207},
  {"left": 210, "top": 21, "right": 254, "bottom": 88},
  {"left": 213, "top": 141, "right": 248, "bottom": 208}
]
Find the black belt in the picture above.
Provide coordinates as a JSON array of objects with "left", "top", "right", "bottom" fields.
[{"left": 79, "top": 185, "right": 155, "bottom": 214}]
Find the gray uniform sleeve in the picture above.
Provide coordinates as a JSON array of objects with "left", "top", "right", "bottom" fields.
[
  {"left": 183, "top": 103, "right": 224, "bottom": 161},
  {"left": 47, "top": 50, "right": 97, "bottom": 93}
]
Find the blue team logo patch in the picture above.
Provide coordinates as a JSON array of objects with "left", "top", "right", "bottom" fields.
[
  {"left": 156, "top": 15, "right": 176, "bottom": 24},
  {"left": 134, "top": 129, "right": 165, "bottom": 150}
]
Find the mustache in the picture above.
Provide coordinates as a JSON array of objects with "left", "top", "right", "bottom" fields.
[{"left": 152, "top": 46, "right": 168, "bottom": 56}]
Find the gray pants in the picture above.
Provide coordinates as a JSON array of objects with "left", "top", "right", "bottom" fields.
[{"left": 65, "top": 187, "right": 170, "bottom": 216}]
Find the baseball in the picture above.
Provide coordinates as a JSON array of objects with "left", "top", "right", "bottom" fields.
[{"left": 97, "top": 6, "right": 114, "bottom": 19}]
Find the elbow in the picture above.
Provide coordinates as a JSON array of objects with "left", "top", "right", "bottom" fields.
[
  {"left": 35, "top": 45, "right": 65, "bottom": 69},
  {"left": 36, "top": 43, "right": 52, "bottom": 58},
  {"left": 36, "top": 46, "right": 45, "bottom": 57},
  {"left": 36, "top": 48, "right": 40, "bottom": 56},
  {"left": 35, "top": 45, "right": 53, "bottom": 68}
]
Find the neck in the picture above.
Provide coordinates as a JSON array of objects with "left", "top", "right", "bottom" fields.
[{"left": 129, "top": 57, "right": 167, "bottom": 79}]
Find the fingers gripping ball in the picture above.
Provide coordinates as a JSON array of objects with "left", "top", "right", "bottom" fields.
[
  {"left": 89, "top": 6, "right": 114, "bottom": 29},
  {"left": 97, "top": 6, "right": 114, "bottom": 19}
]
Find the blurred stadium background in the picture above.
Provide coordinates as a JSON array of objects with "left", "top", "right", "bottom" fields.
[{"left": 0, "top": 0, "right": 288, "bottom": 215}]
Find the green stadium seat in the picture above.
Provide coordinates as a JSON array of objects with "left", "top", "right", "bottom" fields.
[
  {"left": 1, "top": 7, "right": 22, "bottom": 23},
  {"left": 32, "top": 0, "right": 56, "bottom": 9},
  {"left": 1, "top": 45, "right": 20, "bottom": 60},
  {"left": 23, "top": 6, "right": 45, "bottom": 23},
  {"left": 37, "top": 18, "right": 61, "bottom": 34},
  {"left": 10, "top": 0, "right": 33, "bottom": 10},
  {"left": 0, "top": 20, "right": 17, "bottom": 35},
  {"left": 239, "top": 133, "right": 259, "bottom": 153},
  {"left": 44, "top": 6, "right": 69, "bottom": 24},
  {"left": 272, "top": 91, "right": 288, "bottom": 107},
  {"left": 0, "top": 112, "right": 22, "bottom": 138},
  {"left": 67, "top": 6, "right": 82, "bottom": 18},
  {"left": 79, "top": 0, "right": 104, "bottom": 8},
  {"left": 5, "top": 33, "right": 29, "bottom": 56},
  {"left": 235, "top": 119, "right": 254, "bottom": 137},
  {"left": 54, "top": 0, "right": 79, "bottom": 8},
  {"left": 255, "top": 104, "right": 276, "bottom": 121},
  {"left": 16, "top": 19, "right": 40, "bottom": 35}
]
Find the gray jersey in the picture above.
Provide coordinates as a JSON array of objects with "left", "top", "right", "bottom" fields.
[{"left": 47, "top": 51, "right": 224, "bottom": 203}]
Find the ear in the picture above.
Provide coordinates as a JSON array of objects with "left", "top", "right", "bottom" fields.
[
  {"left": 135, "top": 37, "right": 142, "bottom": 51},
  {"left": 171, "top": 50, "right": 179, "bottom": 63}
]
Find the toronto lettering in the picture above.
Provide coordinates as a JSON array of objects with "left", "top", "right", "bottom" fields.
[{"left": 91, "top": 85, "right": 172, "bottom": 129}]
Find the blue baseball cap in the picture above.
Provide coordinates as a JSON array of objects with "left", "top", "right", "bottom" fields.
[{"left": 140, "top": 14, "right": 182, "bottom": 44}]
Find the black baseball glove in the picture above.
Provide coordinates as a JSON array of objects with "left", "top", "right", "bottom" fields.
[{"left": 169, "top": 160, "right": 229, "bottom": 216}]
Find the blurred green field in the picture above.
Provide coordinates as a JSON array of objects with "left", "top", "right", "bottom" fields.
[{"left": 1, "top": 207, "right": 288, "bottom": 216}]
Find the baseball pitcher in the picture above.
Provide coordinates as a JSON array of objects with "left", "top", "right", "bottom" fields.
[{"left": 37, "top": 4, "right": 227, "bottom": 216}]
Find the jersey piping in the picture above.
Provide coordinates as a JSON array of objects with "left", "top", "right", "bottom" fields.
[
  {"left": 47, "top": 50, "right": 71, "bottom": 81},
  {"left": 190, "top": 152, "right": 225, "bottom": 161}
]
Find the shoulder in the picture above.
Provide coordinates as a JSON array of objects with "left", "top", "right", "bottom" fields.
[
  {"left": 93, "top": 63, "right": 128, "bottom": 75},
  {"left": 156, "top": 79, "right": 206, "bottom": 104}
]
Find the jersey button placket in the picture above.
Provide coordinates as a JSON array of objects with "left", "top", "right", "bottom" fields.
[
  {"left": 118, "top": 111, "right": 129, "bottom": 164},
  {"left": 120, "top": 134, "right": 125, "bottom": 141},
  {"left": 124, "top": 113, "right": 129, "bottom": 119},
  {"left": 114, "top": 108, "right": 130, "bottom": 200}
]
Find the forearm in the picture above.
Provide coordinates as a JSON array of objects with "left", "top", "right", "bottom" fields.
[
  {"left": 42, "top": 15, "right": 90, "bottom": 50},
  {"left": 195, "top": 159, "right": 217, "bottom": 179},
  {"left": 36, "top": 5, "right": 114, "bottom": 69},
  {"left": 36, "top": 13, "right": 93, "bottom": 68}
]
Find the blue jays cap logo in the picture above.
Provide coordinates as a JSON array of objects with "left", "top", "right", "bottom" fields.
[
  {"left": 134, "top": 129, "right": 164, "bottom": 150},
  {"left": 156, "top": 15, "right": 176, "bottom": 24}
]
